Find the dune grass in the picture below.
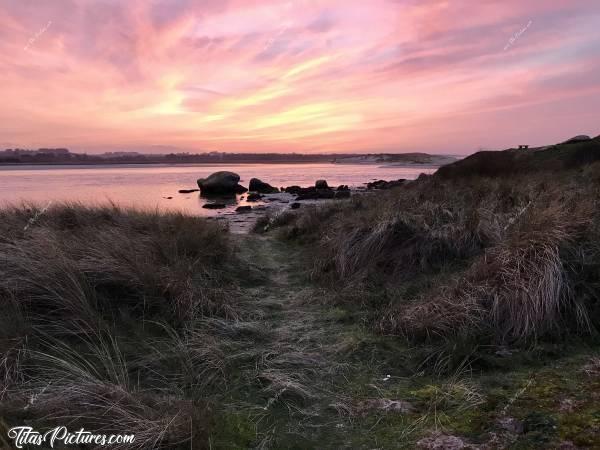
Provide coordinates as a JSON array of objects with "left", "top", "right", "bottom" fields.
[
  {"left": 262, "top": 162, "right": 600, "bottom": 371},
  {"left": 0, "top": 203, "right": 246, "bottom": 448}
]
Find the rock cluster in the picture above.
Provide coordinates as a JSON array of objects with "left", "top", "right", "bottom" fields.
[
  {"left": 190, "top": 171, "right": 409, "bottom": 214},
  {"left": 366, "top": 179, "right": 406, "bottom": 190}
]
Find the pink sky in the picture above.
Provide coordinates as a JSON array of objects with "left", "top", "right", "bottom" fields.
[{"left": 1, "top": 0, "right": 599, "bottom": 154}]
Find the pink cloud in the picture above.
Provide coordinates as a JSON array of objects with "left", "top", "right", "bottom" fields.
[{"left": 0, "top": 0, "right": 599, "bottom": 154}]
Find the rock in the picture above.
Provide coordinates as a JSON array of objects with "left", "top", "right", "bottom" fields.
[
  {"left": 417, "top": 433, "right": 469, "bottom": 449},
  {"left": 290, "top": 202, "right": 301, "bottom": 209},
  {"left": 162, "top": 196, "right": 173, "bottom": 199},
  {"left": 178, "top": 189, "right": 200, "bottom": 193},
  {"left": 249, "top": 178, "right": 279, "bottom": 193},
  {"left": 496, "top": 416, "right": 523, "bottom": 434},
  {"left": 563, "top": 135, "right": 591, "bottom": 144},
  {"left": 367, "top": 179, "right": 406, "bottom": 190},
  {"left": 246, "top": 192, "right": 263, "bottom": 202},
  {"left": 202, "top": 203, "right": 226, "bottom": 209},
  {"left": 284, "top": 185, "right": 303, "bottom": 194},
  {"left": 294, "top": 186, "right": 337, "bottom": 200},
  {"left": 335, "top": 190, "right": 351, "bottom": 199},
  {"left": 197, "top": 171, "right": 247, "bottom": 195},
  {"left": 337, "top": 185, "right": 350, "bottom": 191},
  {"left": 315, "top": 179, "right": 329, "bottom": 189},
  {"left": 235, "top": 206, "right": 252, "bottom": 213}
]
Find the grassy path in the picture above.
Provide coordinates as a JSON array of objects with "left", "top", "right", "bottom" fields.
[
  {"left": 213, "top": 233, "right": 600, "bottom": 450},
  {"left": 228, "top": 234, "right": 359, "bottom": 448}
]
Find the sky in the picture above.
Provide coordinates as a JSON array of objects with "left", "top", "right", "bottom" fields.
[{"left": 1, "top": 0, "right": 599, "bottom": 155}]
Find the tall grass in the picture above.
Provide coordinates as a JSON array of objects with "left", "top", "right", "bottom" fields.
[
  {"left": 0, "top": 203, "right": 243, "bottom": 448},
  {"left": 267, "top": 164, "right": 600, "bottom": 354}
]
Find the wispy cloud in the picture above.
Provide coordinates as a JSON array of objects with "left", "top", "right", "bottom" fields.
[{"left": 0, "top": 0, "right": 599, "bottom": 154}]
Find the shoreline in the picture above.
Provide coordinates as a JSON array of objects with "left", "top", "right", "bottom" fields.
[{"left": 0, "top": 161, "right": 446, "bottom": 169}]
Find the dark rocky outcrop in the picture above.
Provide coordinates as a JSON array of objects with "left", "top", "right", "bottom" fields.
[
  {"left": 202, "top": 203, "right": 226, "bottom": 209},
  {"left": 249, "top": 178, "right": 279, "bottom": 193},
  {"left": 178, "top": 189, "right": 200, "bottom": 193},
  {"left": 290, "top": 202, "right": 301, "bottom": 209},
  {"left": 334, "top": 190, "right": 351, "bottom": 199},
  {"left": 284, "top": 186, "right": 302, "bottom": 194},
  {"left": 197, "top": 171, "right": 247, "bottom": 195},
  {"left": 366, "top": 179, "right": 406, "bottom": 190},
  {"left": 337, "top": 185, "right": 350, "bottom": 191},
  {"left": 315, "top": 179, "right": 329, "bottom": 189},
  {"left": 296, "top": 187, "right": 335, "bottom": 200},
  {"left": 235, "top": 206, "right": 252, "bottom": 213}
]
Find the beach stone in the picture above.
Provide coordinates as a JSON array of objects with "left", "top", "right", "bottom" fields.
[
  {"left": 202, "top": 203, "right": 226, "bottom": 209},
  {"left": 197, "top": 171, "right": 247, "bottom": 195},
  {"left": 367, "top": 179, "right": 406, "bottom": 190},
  {"left": 563, "top": 135, "right": 591, "bottom": 144},
  {"left": 417, "top": 433, "right": 469, "bottom": 449},
  {"left": 315, "top": 179, "right": 329, "bottom": 189},
  {"left": 235, "top": 206, "right": 252, "bottom": 213},
  {"left": 284, "top": 185, "right": 303, "bottom": 194},
  {"left": 249, "top": 178, "right": 279, "bottom": 193}
]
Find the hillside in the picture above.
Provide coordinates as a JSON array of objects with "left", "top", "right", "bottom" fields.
[{"left": 437, "top": 135, "right": 600, "bottom": 178}]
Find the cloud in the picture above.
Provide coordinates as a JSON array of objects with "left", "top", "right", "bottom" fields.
[{"left": 0, "top": 0, "right": 599, "bottom": 153}]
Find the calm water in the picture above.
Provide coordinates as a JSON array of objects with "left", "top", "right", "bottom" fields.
[{"left": 0, "top": 163, "right": 436, "bottom": 215}]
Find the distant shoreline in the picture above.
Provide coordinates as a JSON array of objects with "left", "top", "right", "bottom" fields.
[{"left": 0, "top": 161, "right": 446, "bottom": 169}]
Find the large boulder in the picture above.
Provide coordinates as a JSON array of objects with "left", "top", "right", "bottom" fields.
[
  {"left": 249, "top": 178, "right": 279, "bottom": 193},
  {"left": 563, "top": 135, "right": 591, "bottom": 144},
  {"left": 315, "top": 179, "right": 329, "bottom": 189},
  {"left": 197, "top": 171, "right": 247, "bottom": 195}
]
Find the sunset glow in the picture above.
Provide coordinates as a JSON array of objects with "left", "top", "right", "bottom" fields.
[{"left": 1, "top": 0, "right": 599, "bottom": 153}]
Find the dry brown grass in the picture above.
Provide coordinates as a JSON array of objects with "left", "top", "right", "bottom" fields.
[
  {"left": 268, "top": 164, "right": 600, "bottom": 350},
  {"left": 0, "top": 203, "right": 245, "bottom": 448}
]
